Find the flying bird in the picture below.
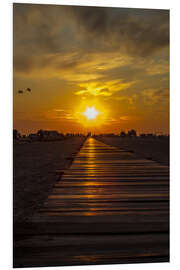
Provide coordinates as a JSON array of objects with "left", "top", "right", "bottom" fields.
[
  {"left": 18, "top": 90, "right": 23, "bottom": 94},
  {"left": 26, "top": 88, "right": 31, "bottom": 92}
]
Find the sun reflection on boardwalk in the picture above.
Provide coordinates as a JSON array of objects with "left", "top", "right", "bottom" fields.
[{"left": 16, "top": 137, "right": 169, "bottom": 266}]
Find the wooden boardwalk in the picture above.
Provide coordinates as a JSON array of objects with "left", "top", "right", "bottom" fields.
[{"left": 14, "top": 137, "right": 169, "bottom": 267}]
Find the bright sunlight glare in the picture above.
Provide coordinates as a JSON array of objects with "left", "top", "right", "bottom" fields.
[{"left": 84, "top": 107, "right": 99, "bottom": 120}]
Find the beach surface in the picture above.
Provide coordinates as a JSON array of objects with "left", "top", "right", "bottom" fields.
[
  {"left": 95, "top": 136, "right": 169, "bottom": 165},
  {"left": 13, "top": 137, "right": 85, "bottom": 222}
]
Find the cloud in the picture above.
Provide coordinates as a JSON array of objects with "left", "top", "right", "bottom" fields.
[
  {"left": 74, "top": 79, "right": 134, "bottom": 97},
  {"left": 69, "top": 6, "right": 169, "bottom": 56},
  {"left": 13, "top": 4, "right": 169, "bottom": 76},
  {"left": 45, "top": 109, "right": 77, "bottom": 121},
  {"left": 99, "top": 88, "right": 111, "bottom": 96},
  {"left": 13, "top": 4, "right": 169, "bottom": 134},
  {"left": 142, "top": 88, "right": 169, "bottom": 105},
  {"left": 75, "top": 84, "right": 112, "bottom": 97}
]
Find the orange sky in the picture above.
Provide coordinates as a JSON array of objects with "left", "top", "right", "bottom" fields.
[{"left": 13, "top": 4, "right": 169, "bottom": 135}]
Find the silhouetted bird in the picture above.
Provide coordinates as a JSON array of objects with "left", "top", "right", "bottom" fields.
[
  {"left": 18, "top": 90, "right": 23, "bottom": 94},
  {"left": 26, "top": 88, "right": 31, "bottom": 92}
]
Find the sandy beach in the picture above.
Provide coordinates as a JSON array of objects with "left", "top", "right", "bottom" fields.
[
  {"left": 13, "top": 137, "right": 85, "bottom": 222},
  {"left": 95, "top": 136, "right": 169, "bottom": 166}
]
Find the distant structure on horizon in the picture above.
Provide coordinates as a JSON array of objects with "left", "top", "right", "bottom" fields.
[
  {"left": 13, "top": 129, "right": 85, "bottom": 143},
  {"left": 13, "top": 128, "right": 169, "bottom": 143}
]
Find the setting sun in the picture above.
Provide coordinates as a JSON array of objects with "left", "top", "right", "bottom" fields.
[
  {"left": 75, "top": 101, "right": 107, "bottom": 129},
  {"left": 13, "top": 4, "right": 169, "bottom": 267},
  {"left": 84, "top": 107, "right": 99, "bottom": 120}
]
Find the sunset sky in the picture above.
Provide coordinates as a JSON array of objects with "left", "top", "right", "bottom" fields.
[{"left": 13, "top": 4, "right": 169, "bottom": 135}]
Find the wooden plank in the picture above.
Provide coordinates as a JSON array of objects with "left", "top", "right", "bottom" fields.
[
  {"left": 54, "top": 181, "right": 169, "bottom": 187},
  {"left": 14, "top": 137, "right": 169, "bottom": 267},
  {"left": 13, "top": 233, "right": 169, "bottom": 267},
  {"left": 31, "top": 136, "right": 169, "bottom": 228}
]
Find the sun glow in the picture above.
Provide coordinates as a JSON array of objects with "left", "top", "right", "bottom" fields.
[
  {"left": 74, "top": 100, "right": 108, "bottom": 129},
  {"left": 84, "top": 107, "right": 99, "bottom": 120}
]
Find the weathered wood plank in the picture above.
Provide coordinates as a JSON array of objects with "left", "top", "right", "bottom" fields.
[
  {"left": 13, "top": 233, "right": 169, "bottom": 267},
  {"left": 14, "top": 137, "right": 169, "bottom": 267}
]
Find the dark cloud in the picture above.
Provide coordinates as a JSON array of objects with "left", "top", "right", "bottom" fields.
[
  {"left": 98, "top": 64, "right": 145, "bottom": 83},
  {"left": 14, "top": 54, "right": 34, "bottom": 73},
  {"left": 70, "top": 6, "right": 109, "bottom": 36},
  {"left": 13, "top": 4, "right": 75, "bottom": 56},
  {"left": 13, "top": 4, "right": 169, "bottom": 75},
  {"left": 153, "top": 89, "right": 169, "bottom": 100},
  {"left": 69, "top": 6, "right": 169, "bottom": 56},
  {"left": 13, "top": 4, "right": 169, "bottom": 134}
]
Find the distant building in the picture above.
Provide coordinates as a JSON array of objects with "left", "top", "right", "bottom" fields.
[
  {"left": 29, "top": 133, "right": 39, "bottom": 141},
  {"left": 37, "top": 130, "right": 64, "bottom": 141},
  {"left": 127, "top": 129, "right": 137, "bottom": 137},
  {"left": 146, "top": 133, "right": 153, "bottom": 137},
  {"left": 120, "top": 131, "right": 126, "bottom": 137},
  {"left": 140, "top": 133, "right": 146, "bottom": 138}
]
